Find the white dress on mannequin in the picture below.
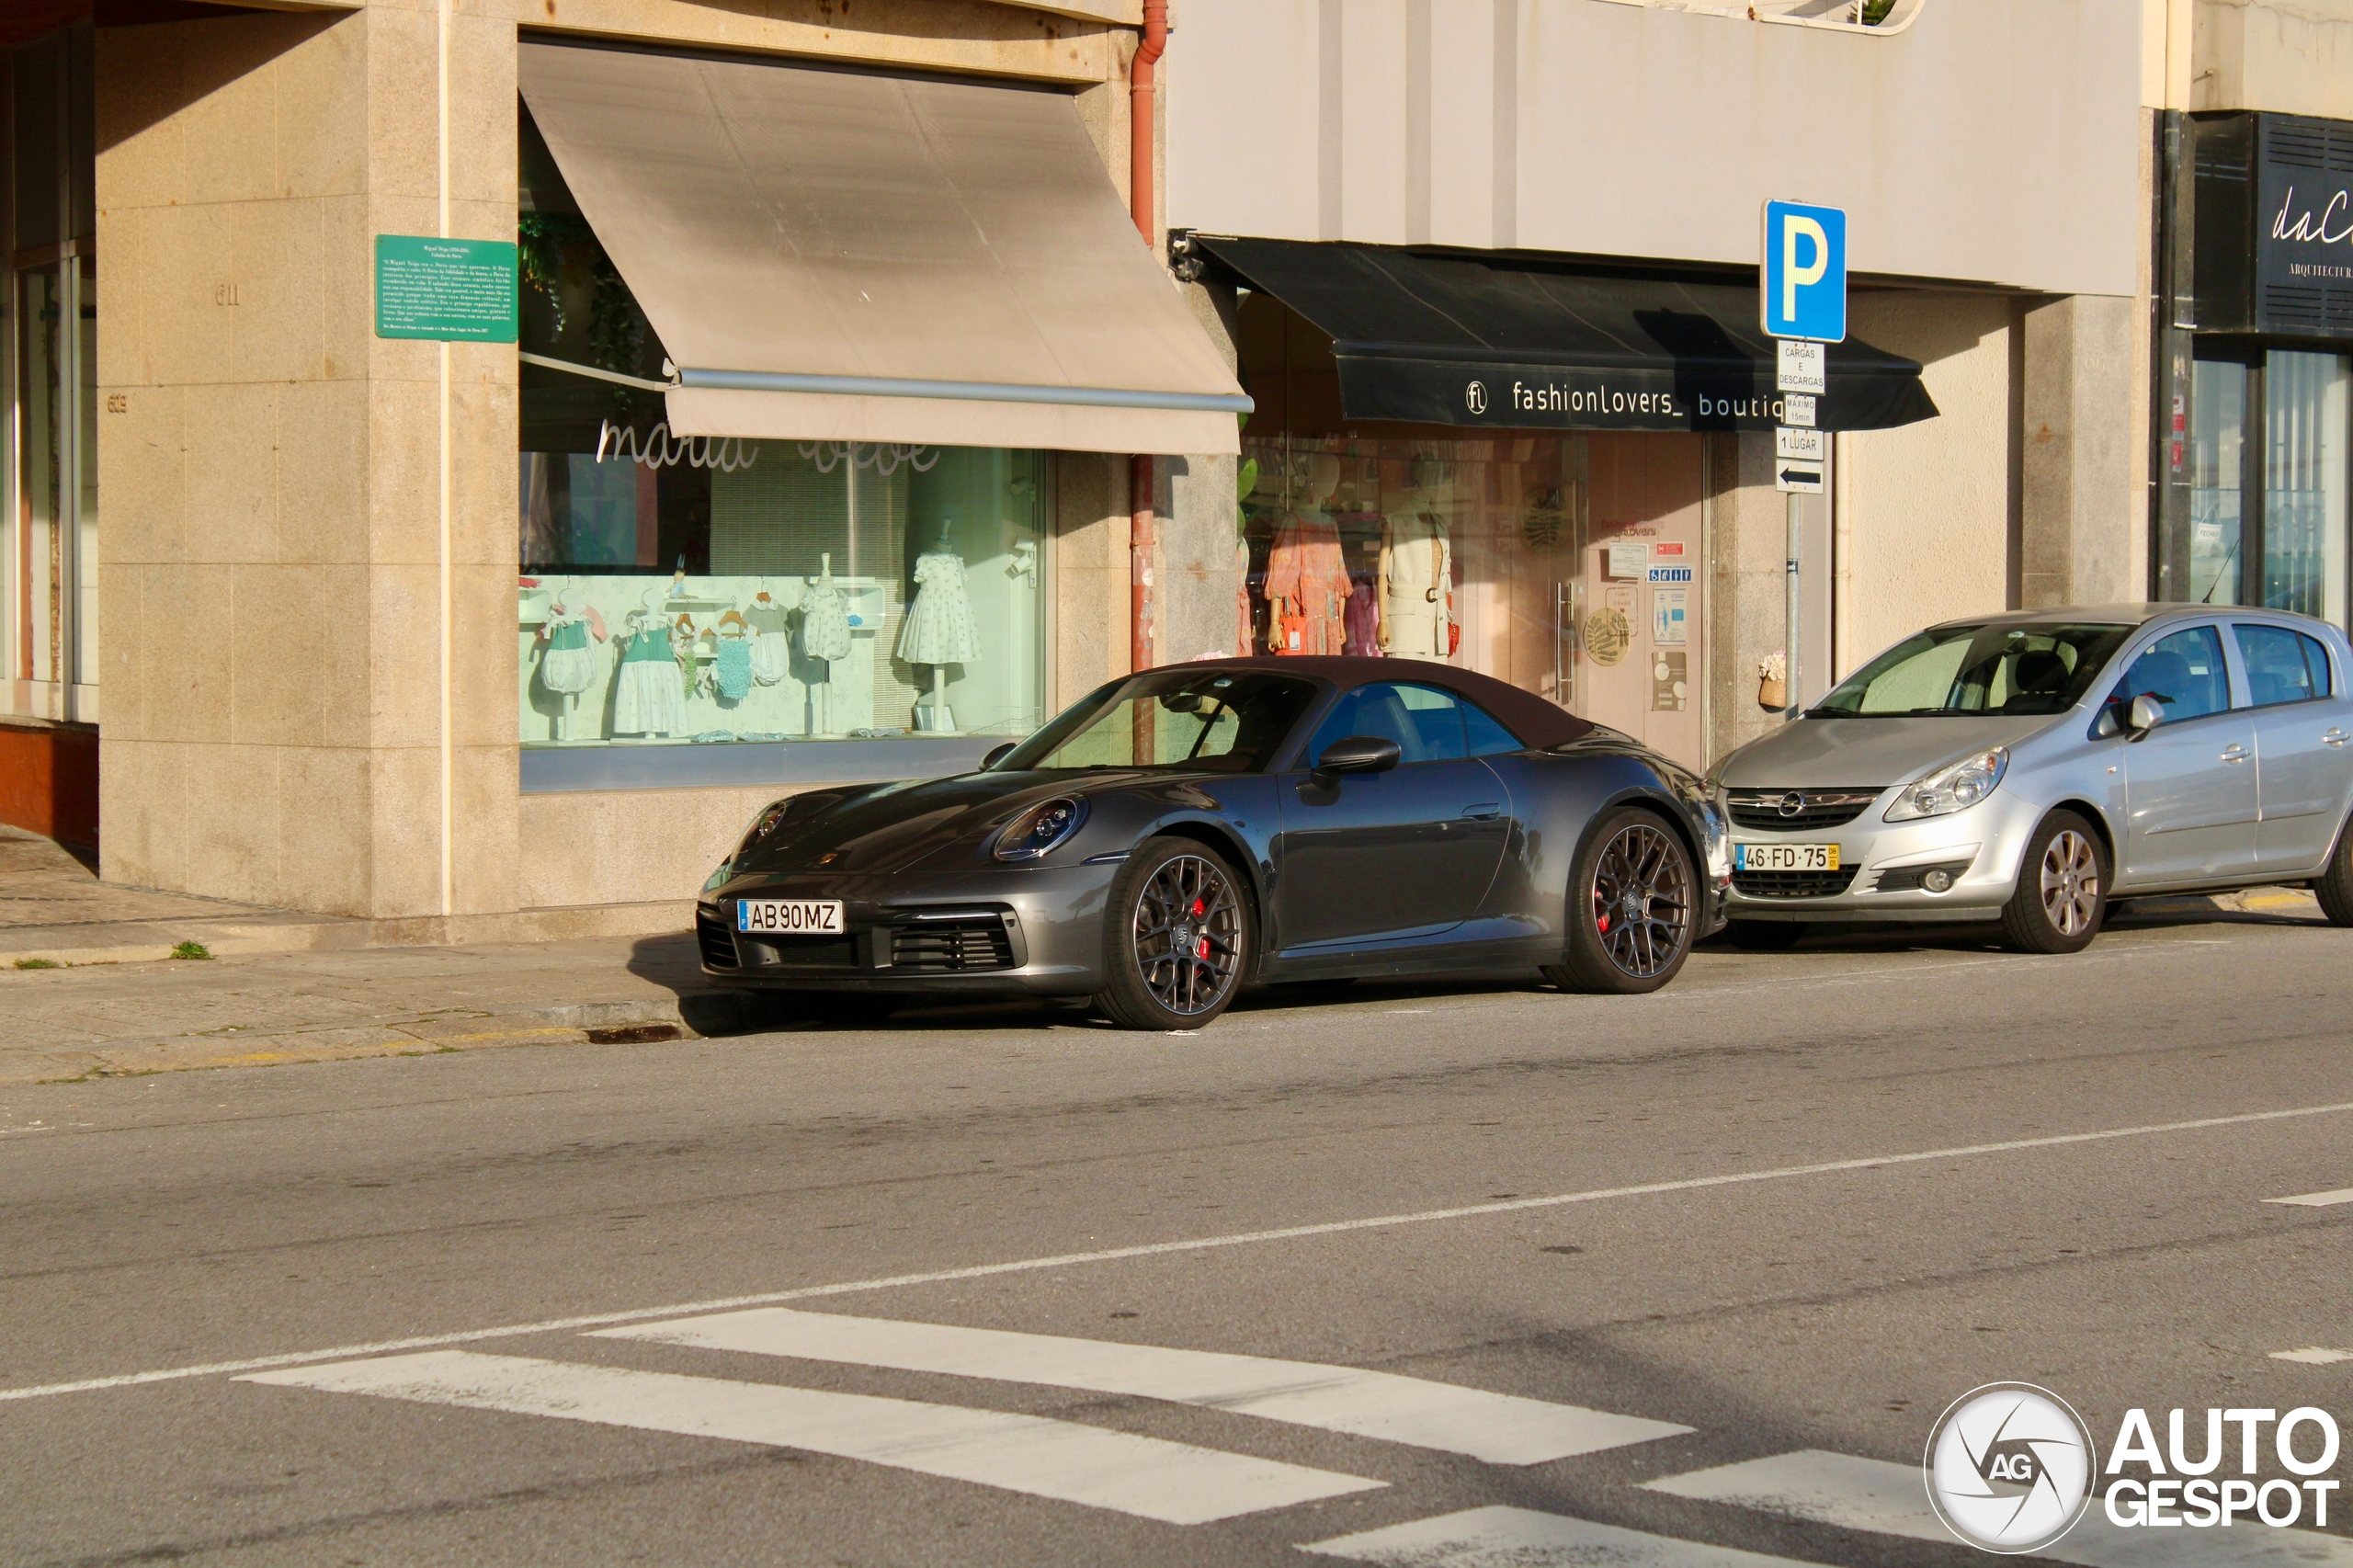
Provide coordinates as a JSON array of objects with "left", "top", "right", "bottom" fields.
[
  {"left": 1380, "top": 507, "right": 1452, "bottom": 662},
  {"left": 896, "top": 551, "right": 981, "bottom": 666}
]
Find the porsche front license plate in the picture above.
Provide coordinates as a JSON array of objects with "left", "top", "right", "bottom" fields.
[
  {"left": 735, "top": 899, "right": 845, "bottom": 935},
  {"left": 1734, "top": 843, "right": 1839, "bottom": 872}
]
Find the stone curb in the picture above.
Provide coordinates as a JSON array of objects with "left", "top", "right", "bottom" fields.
[{"left": 7, "top": 995, "right": 765, "bottom": 1087}]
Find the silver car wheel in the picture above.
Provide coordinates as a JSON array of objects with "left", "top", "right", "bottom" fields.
[
  {"left": 2039, "top": 828, "right": 2099, "bottom": 936},
  {"left": 1131, "top": 853, "right": 1244, "bottom": 1017}
]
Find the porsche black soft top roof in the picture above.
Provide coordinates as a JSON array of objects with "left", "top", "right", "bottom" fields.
[{"left": 1164, "top": 655, "right": 1597, "bottom": 751}]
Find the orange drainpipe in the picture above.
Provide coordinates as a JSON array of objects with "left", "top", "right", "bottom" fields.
[{"left": 1129, "top": 0, "right": 1167, "bottom": 683}]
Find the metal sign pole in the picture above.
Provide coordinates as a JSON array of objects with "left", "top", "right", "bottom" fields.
[{"left": 1761, "top": 198, "right": 1846, "bottom": 725}]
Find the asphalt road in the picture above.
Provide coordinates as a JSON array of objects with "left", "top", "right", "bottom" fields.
[{"left": 6, "top": 906, "right": 2353, "bottom": 1567}]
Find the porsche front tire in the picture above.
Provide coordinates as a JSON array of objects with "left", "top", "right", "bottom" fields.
[
  {"left": 1097, "top": 836, "right": 1253, "bottom": 1030},
  {"left": 1544, "top": 807, "right": 1699, "bottom": 994}
]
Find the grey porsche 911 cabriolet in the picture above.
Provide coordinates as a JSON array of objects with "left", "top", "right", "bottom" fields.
[{"left": 697, "top": 657, "right": 1728, "bottom": 1029}]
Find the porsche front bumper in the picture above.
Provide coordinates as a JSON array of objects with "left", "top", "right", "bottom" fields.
[{"left": 697, "top": 863, "right": 1124, "bottom": 995}]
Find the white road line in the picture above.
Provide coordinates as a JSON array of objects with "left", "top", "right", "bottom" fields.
[
  {"left": 1644, "top": 1449, "right": 2353, "bottom": 1567},
  {"left": 240, "top": 1351, "right": 1381, "bottom": 1524},
  {"left": 1298, "top": 1505, "right": 1825, "bottom": 1566},
  {"left": 2265, "top": 1187, "right": 2353, "bottom": 1207},
  {"left": 2271, "top": 1347, "right": 2353, "bottom": 1365},
  {"left": 16, "top": 1096, "right": 2353, "bottom": 1405},
  {"left": 597, "top": 1307, "right": 1688, "bottom": 1464}
]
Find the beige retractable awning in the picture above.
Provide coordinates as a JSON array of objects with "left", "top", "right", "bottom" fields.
[{"left": 517, "top": 42, "right": 1247, "bottom": 457}]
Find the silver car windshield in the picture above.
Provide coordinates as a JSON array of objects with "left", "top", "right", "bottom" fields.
[{"left": 1811, "top": 622, "right": 2135, "bottom": 718}]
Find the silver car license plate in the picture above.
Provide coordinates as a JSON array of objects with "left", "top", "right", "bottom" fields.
[
  {"left": 735, "top": 899, "right": 846, "bottom": 935},
  {"left": 1734, "top": 843, "right": 1840, "bottom": 871}
]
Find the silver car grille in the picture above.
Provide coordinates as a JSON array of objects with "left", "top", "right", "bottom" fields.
[{"left": 1725, "top": 788, "right": 1883, "bottom": 832}]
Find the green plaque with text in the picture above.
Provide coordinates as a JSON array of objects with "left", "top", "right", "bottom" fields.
[{"left": 374, "top": 234, "right": 518, "bottom": 342}]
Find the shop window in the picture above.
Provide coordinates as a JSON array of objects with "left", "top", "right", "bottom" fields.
[
  {"left": 6, "top": 26, "right": 96, "bottom": 722},
  {"left": 2188, "top": 359, "right": 2247, "bottom": 607},
  {"left": 1236, "top": 294, "right": 1707, "bottom": 770},
  {"left": 2264, "top": 351, "right": 2348, "bottom": 626},
  {"left": 515, "top": 102, "right": 1045, "bottom": 762},
  {"left": 2179, "top": 350, "right": 2348, "bottom": 626}
]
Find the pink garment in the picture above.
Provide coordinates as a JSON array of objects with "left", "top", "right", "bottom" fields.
[
  {"left": 1264, "top": 511, "right": 1346, "bottom": 656},
  {"left": 1342, "top": 573, "right": 1382, "bottom": 657},
  {"left": 583, "top": 604, "right": 608, "bottom": 642}
]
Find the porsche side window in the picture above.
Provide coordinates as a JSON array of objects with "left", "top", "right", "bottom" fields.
[
  {"left": 1306, "top": 683, "right": 1468, "bottom": 766},
  {"left": 1462, "top": 700, "right": 1525, "bottom": 757},
  {"left": 2109, "top": 625, "right": 2231, "bottom": 724}
]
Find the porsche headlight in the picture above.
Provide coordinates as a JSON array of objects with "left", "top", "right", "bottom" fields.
[
  {"left": 995, "top": 797, "right": 1088, "bottom": 861},
  {"left": 1883, "top": 747, "right": 2008, "bottom": 823}
]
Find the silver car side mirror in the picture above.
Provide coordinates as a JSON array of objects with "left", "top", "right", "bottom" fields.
[{"left": 2128, "top": 693, "right": 2166, "bottom": 737}]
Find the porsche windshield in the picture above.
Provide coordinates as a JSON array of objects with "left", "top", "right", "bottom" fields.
[
  {"left": 996, "top": 671, "right": 1320, "bottom": 773},
  {"left": 1813, "top": 622, "right": 2134, "bottom": 717}
]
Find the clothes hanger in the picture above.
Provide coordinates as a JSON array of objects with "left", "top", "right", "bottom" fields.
[{"left": 717, "top": 608, "right": 748, "bottom": 635}]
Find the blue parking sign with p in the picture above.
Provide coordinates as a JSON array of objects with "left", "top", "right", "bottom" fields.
[{"left": 1760, "top": 200, "right": 1847, "bottom": 343}]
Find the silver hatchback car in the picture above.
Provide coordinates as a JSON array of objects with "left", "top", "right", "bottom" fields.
[{"left": 1712, "top": 605, "right": 2353, "bottom": 952}]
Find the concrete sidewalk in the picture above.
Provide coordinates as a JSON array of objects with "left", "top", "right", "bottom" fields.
[{"left": 0, "top": 825, "right": 760, "bottom": 1085}]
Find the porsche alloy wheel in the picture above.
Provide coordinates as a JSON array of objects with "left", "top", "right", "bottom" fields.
[
  {"left": 1099, "top": 837, "right": 1251, "bottom": 1029},
  {"left": 1545, "top": 808, "right": 1698, "bottom": 994}
]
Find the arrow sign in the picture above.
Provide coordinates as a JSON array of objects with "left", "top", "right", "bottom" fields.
[{"left": 1776, "top": 460, "right": 1824, "bottom": 494}]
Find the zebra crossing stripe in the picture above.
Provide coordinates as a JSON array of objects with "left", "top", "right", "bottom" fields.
[
  {"left": 239, "top": 1350, "right": 1383, "bottom": 1524},
  {"left": 1298, "top": 1505, "right": 1830, "bottom": 1566},
  {"left": 1643, "top": 1449, "right": 2353, "bottom": 1567},
  {"left": 596, "top": 1307, "right": 1689, "bottom": 1464}
]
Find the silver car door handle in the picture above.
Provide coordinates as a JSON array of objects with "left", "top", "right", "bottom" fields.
[
  {"left": 1461, "top": 802, "right": 1503, "bottom": 821},
  {"left": 2221, "top": 744, "right": 2248, "bottom": 763},
  {"left": 2325, "top": 729, "right": 2347, "bottom": 747}
]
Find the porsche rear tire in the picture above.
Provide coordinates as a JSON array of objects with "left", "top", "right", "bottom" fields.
[
  {"left": 1543, "top": 807, "right": 1698, "bottom": 994},
  {"left": 1097, "top": 836, "right": 1253, "bottom": 1030}
]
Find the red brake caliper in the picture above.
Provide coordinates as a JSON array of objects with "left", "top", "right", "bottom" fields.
[{"left": 1191, "top": 895, "right": 1211, "bottom": 958}]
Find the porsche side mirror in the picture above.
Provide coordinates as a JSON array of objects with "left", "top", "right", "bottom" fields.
[
  {"left": 2128, "top": 693, "right": 2166, "bottom": 737},
  {"left": 1312, "top": 734, "right": 1402, "bottom": 784},
  {"left": 981, "top": 742, "right": 1017, "bottom": 769}
]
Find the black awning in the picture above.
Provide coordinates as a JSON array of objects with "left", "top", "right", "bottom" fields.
[{"left": 1193, "top": 236, "right": 1938, "bottom": 435}]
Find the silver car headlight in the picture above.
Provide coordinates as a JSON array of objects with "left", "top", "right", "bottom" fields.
[{"left": 1883, "top": 747, "right": 2008, "bottom": 823}]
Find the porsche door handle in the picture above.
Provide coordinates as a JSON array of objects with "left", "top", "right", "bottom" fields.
[
  {"left": 1461, "top": 802, "right": 1504, "bottom": 821},
  {"left": 2220, "top": 744, "right": 2249, "bottom": 764},
  {"left": 2325, "top": 729, "right": 2348, "bottom": 747}
]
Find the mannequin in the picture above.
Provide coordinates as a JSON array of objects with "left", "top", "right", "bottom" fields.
[
  {"left": 1265, "top": 453, "right": 1346, "bottom": 655},
  {"left": 897, "top": 517, "right": 980, "bottom": 733},
  {"left": 800, "top": 553, "right": 853, "bottom": 735},
  {"left": 1379, "top": 467, "right": 1453, "bottom": 663}
]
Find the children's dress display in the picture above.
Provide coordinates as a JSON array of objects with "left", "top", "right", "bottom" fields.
[
  {"left": 1265, "top": 510, "right": 1347, "bottom": 655},
  {"left": 1342, "top": 571, "right": 1383, "bottom": 657},
  {"left": 746, "top": 599, "right": 793, "bottom": 686},
  {"left": 611, "top": 623, "right": 686, "bottom": 734},
  {"left": 895, "top": 551, "right": 981, "bottom": 666},
  {"left": 538, "top": 610, "right": 598, "bottom": 695},
  {"left": 714, "top": 636, "right": 754, "bottom": 702},
  {"left": 799, "top": 582, "right": 853, "bottom": 663}
]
